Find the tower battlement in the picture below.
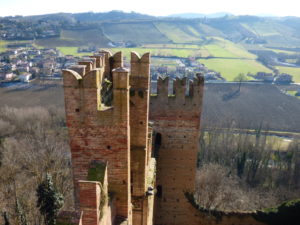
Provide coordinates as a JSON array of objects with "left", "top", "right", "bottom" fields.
[
  {"left": 61, "top": 49, "right": 276, "bottom": 225},
  {"left": 62, "top": 50, "right": 153, "bottom": 225},
  {"left": 154, "top": 74, "right": 203, "bottom": 98},
  {"left": 150, "top": 74, "right": 204, "bottom": 121}
]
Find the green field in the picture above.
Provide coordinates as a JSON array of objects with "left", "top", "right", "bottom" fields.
[
  {"left": 102, "top": 22, "right": 169, "bottom": 44},
  {"left": 200, "top": 58, "right": 272, "bottom": 81},
  {"left": 269, "top": 48, "right": 297, "bottom": 55},
  {"left": 276, "top": 66, "right": 300, "bottom": 82},
  {"left": 242, "top": 21, "right": 280, "bottom": 37},
  {"left": 151, "top": 58, "right": 180, "bottom": 68},
  {"left": 56, "top": 47, "right": 92, "bottom": 57},
  {"left": 287, "top": 90, "right": 300, "bottom": 100},
  {"left": 143, "top": 43, "right": 200, "bottom": 49},
  {"left": 0, "top": 40, "right": 8, "bottom": 52},
  {"left": 154, "top": 22, "right": 202, "bottom": 43},
  {"left": 203, "top": 37, "right": 257, "bottom": 59},
  {"left": 36, "top": 29, "right": 109, "bottom": 48}
]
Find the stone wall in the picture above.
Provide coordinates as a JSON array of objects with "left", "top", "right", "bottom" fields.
[
  {"left": 62, "top": 50, "right": 155, "bottom": 225},
  {"left": 149, "top": 75, "right": 204, "bottom": 225},
  {"left": 63, "top": 51, "right": 131, "bottom": 221}
]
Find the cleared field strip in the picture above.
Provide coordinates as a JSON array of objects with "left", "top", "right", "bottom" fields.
[
  {"left": 56, "top": 47, "right": 90, "bottom": 56},
  {"left": 154, "top": 22, "right": 202, "bottom": 43},
  {"left": 102, "top": 22, "right": 170, "bottom": 44},
  {"left": 202, "top": 37, "right": 257, "bottom": 59},
  {"left": 276, "top": 66, "right": 300, "bottom": 83},
  {"left": 199, "top": 58, "right": 272, "bottom": 81},
  {"left": 0, "top": 40, "right": 8, "bottom": 52}
]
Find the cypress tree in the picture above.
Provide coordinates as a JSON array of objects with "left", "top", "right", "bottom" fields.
[
  {"left": 2, "top": 212, "right": 10, "bottom": 225},
  {"left": 36, "top": 173, "right": 64, "bottom": 225}
]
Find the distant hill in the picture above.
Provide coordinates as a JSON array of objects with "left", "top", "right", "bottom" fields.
[
  {"left": 2, "top": 11, "right": 300, "bottom": 48},
  {"left": 17, "top": 11, "right": 155, "bottom": 22},
  {"left": 168, "top": 12, "right": 233, "bottom": 18},
  {"left": 73, "top": 11, "right": 155, "bottom": 22}
]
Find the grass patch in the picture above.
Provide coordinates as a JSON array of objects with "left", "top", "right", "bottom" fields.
[
  {"left": 243, "top": 21, "right": 280, "bottom": 37},
  {"left": 151, "top": 58, "right": 180, "bottom": 68},
  {"left": 56, "top": 47, "right": 88, "bottom": 56},
  {"left": 102, "top": 22, "right": 169, "bottom": 44},
  {"left": 199, "top": 58, "right": 272, "bottom": 81},
  {"left": 286, "top": 90, "right": 300, "bottom": 100},
  {"left": 154, "top": 22, "right": 202, "bottom": 43},
  {"left": 61, "top": 29, "right": 109, "bottom": 46},
  {"left": 143, "top": 44, "right": 201, "bottom": 49},
  {"left": 276, "top": 66, "right": 300, "bottom": 83},
  {"left": 269, "top": 48, "right": 297, "bottom": 55},
  {"left": 203, "top": 37, "right": 257, "bottom": 59},
  {"left": 35, "top": 29, "right": 109, "bottom": 48},
  {"left": 0, "top": 40, "right": 8, "bottom": 52}
]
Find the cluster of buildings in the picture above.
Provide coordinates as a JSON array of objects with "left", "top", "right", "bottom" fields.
[
  {"left": 250, "top": 72, "right": 294, "bottom": 84},
  {"left": 0, "top": 47, "right": 78, "bottom": 82},
  {"left": 0, "top": 18, "right": 60, "bottom": 40},
  {"left": 151, "top": 57, "right": 223, "bottom": 81}
]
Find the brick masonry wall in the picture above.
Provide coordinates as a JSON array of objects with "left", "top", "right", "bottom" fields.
[
  {"left": 63, "top": 52, "right": 131, "bottom": 220},
  {"left": 150, "top": 75, "right": 204, "bottom": 225}
]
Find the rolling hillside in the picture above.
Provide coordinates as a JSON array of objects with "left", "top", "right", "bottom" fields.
[
  {"left": 102, "top": 22, "right": 170, "bottom": 44},
  {"left": 2, "top": 11, "right": 300, "bottom": 81},
  {"left": 202, "top": 83, "right": 300, "bottom": 132},
  {"left": 1, "top": 82, "right": 300, "bottom": 132}
]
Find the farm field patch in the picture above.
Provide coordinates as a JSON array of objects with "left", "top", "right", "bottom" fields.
[
  {"left": 0, "top": 40, "right": 8, "bottom": 52},
  {"left": 56, "top": 47, "right": 89, "bottom": 56},
  {"left": 276, "top": 66, "right": 300, "bottom": 83},
  {"left": 200, "top": 58, "right": 272, "bottom": 81}
]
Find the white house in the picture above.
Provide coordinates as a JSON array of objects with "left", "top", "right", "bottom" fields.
[{"left": 19, "top": 73, "right": 32, "bottom": 82}]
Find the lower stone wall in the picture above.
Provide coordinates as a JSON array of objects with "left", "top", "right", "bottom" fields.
[
  {"left": 57, "top": 211, "right": 83, "bottom": 225},
  {"left": 183, "top": 193, "right": 300, "bottom": 225}
]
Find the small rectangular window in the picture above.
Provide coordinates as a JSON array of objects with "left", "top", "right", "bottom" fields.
[{"left": 157, "top": 185, "right": 162, "bottom": 198}]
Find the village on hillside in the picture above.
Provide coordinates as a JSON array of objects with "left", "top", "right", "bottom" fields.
[{"left": 0, "top": 46, "right": 295, "bottom": 85}]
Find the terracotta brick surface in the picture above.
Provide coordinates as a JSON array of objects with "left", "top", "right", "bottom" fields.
[
  {"left": 63, "top": 50, "right": 266, "bottom": 225},
  {"left": 63, "top": 52, "right": 131, "bottom": 221},
  {"left": 150, "top": 75, "right": 204, "bottom": 225}
]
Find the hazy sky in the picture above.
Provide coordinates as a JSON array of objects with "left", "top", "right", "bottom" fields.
[{"left": 0, "top": 0, "right": 299, "bottom": 17}]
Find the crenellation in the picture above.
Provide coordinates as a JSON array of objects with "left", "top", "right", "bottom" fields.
[
  {"left": 153, "top": 74, "right": 204, "bottom": 100},
  {"left": 156, "top": 76, "right": 169, "bottom": 98},
  {"left": 98, "top": 50, "right": 114, "bottom": 79},
  {"left": 60, "top": 49, "right": 276, "bottom": 225},
  {"left": 62, "top": 69, "right": 82, "bottom": 87},
  {"left": 82, "top": 69, "right": 102, "bottom": 89},
  {"left": 69, "top": 64, "right": 86, "bottom": 77},
  {"left": 78, "top": 57, "right": 96, "bottom": 72},
  {"left": 92, "top": 53, "right": 106, "bottom": 68},
  {"left": 173, "top": 77, "right": 187, "bottom": 102},
  {"left": 128, "top": 51, "right": 152, "bottom": 225},
  {"left": 112, "top": 51, "right": 123, "bottom": 68}
]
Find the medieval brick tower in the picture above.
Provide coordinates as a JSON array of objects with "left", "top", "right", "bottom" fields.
[
  {"left": 150, "top": 76, "right": 204, "bottom": 225},
  {"left": 61, "top": 50, "right": 204, "bottom": 225}
]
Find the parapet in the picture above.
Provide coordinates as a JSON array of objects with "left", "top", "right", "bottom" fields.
[
  {"left": 130, "top": 52, "right": 150, "bottom": 77},
  {"left": 62, "top": 50, "right": 151, "bottom": 126},
  {"left": 152, "top": 73, "right": 204, "bottom": 99},
  {"left": 63, "top": 51, "right": 120, "bottom": 88},
  {"left": 149, "top": 74, "right": 204, "bottom": 118}
]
